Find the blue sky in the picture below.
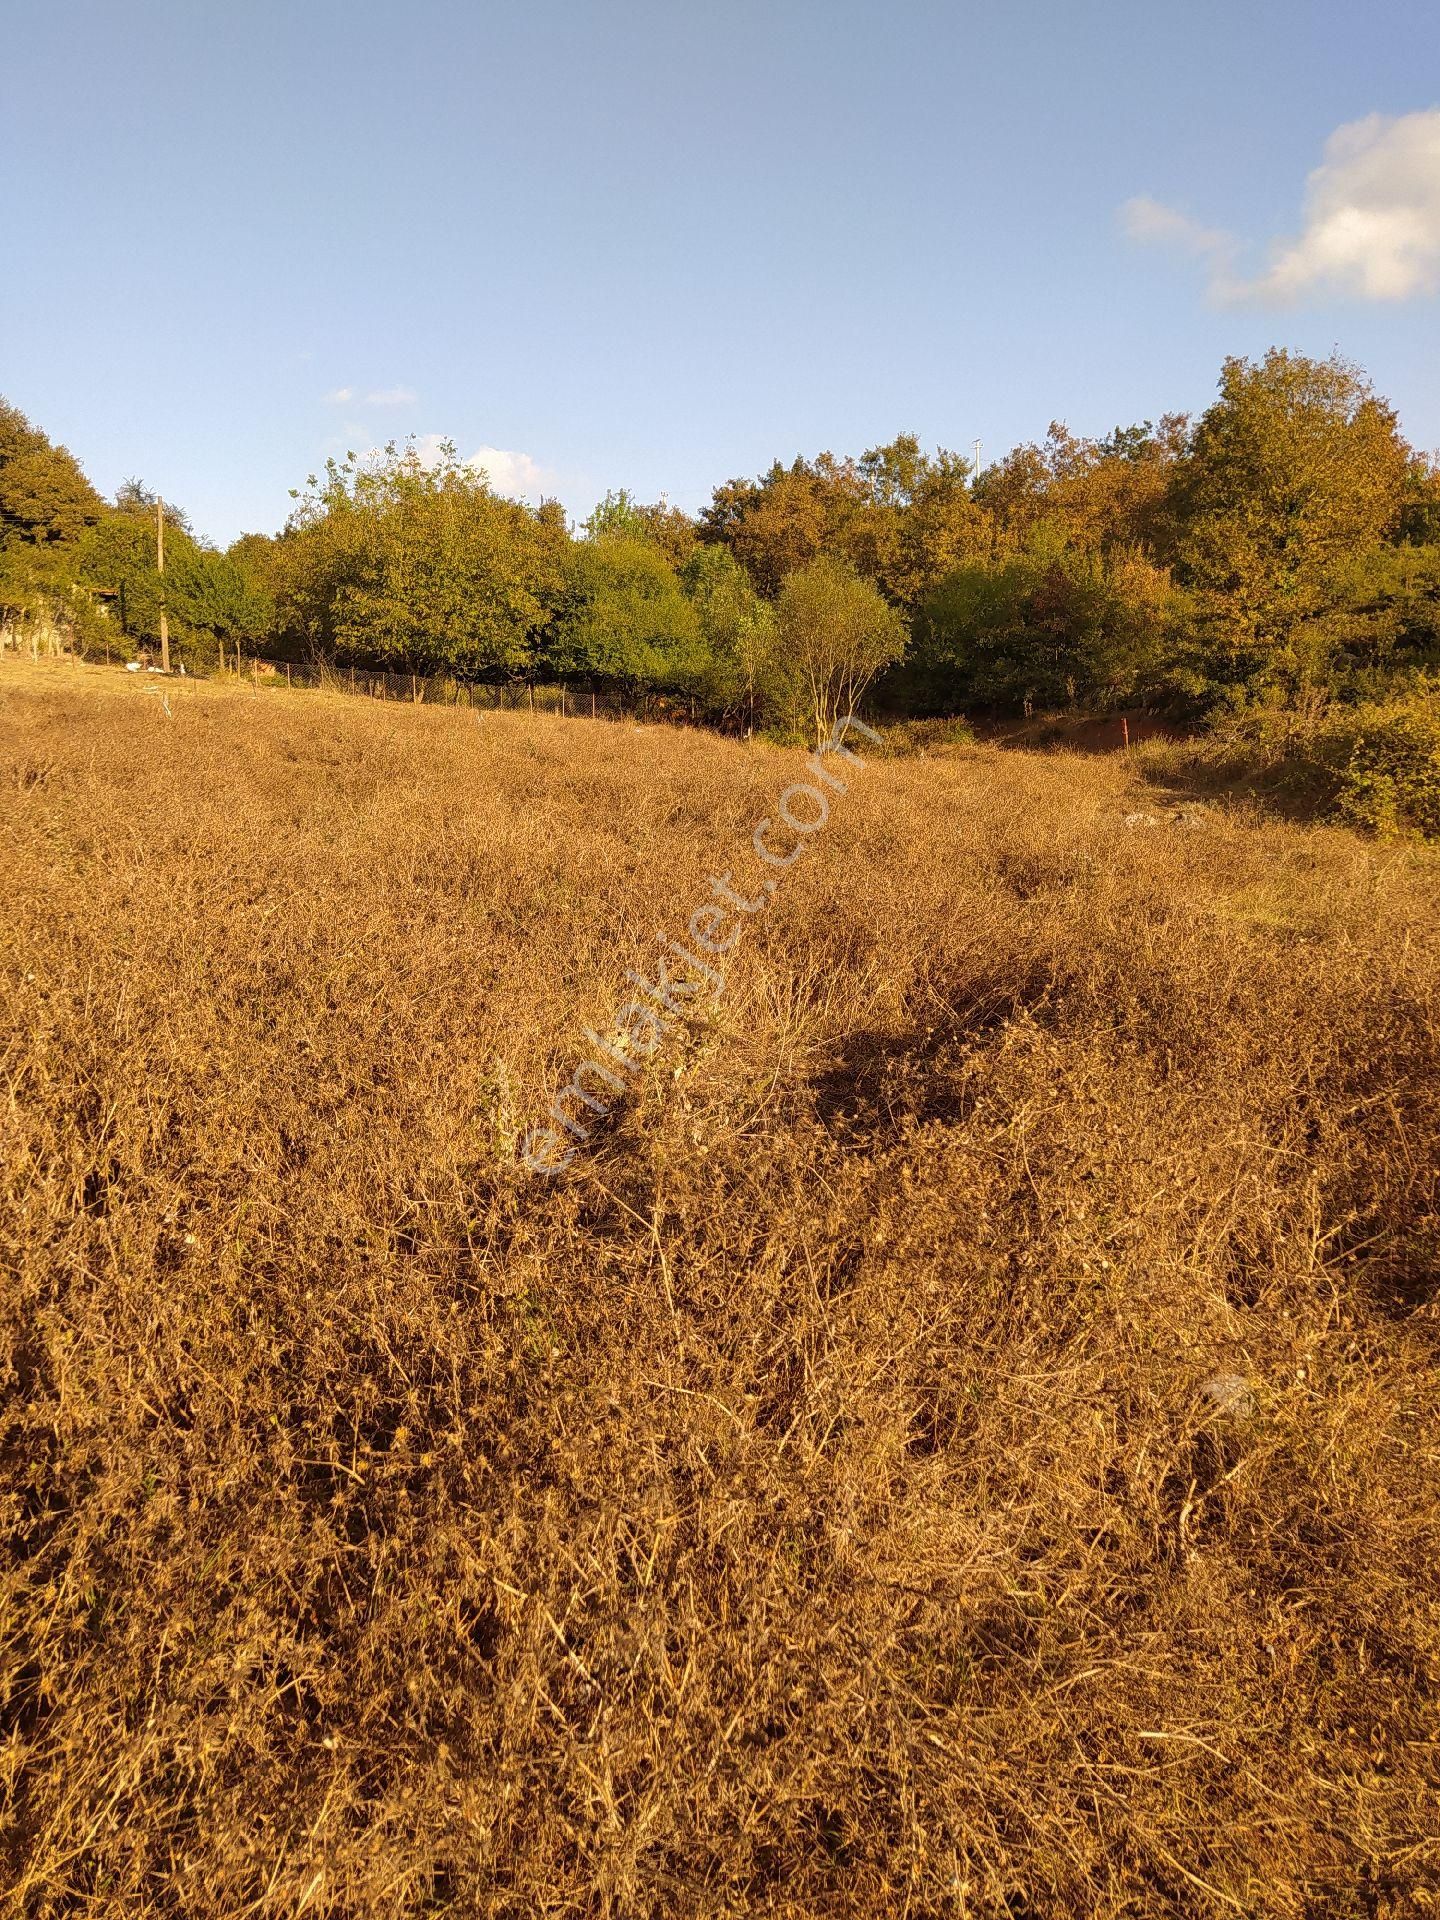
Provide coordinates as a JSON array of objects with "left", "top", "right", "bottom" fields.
[{"left": 5, "top": 0, "right": 1439, "bottom": 545}]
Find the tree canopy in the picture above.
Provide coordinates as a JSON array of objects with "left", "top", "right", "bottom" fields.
[
  {"left": 6, "top": 348, "right": 1439, "bottom": 726},
  {"left": 272, "top": 443, "right": 566, "bottom": 678}
]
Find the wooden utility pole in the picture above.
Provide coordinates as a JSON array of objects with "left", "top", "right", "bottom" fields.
[{"left": 156, "top": 499, "right": 170, "bottom": 674}]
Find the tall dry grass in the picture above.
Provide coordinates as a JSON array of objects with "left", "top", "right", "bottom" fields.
[{"left": 2, "top": 661, "right": 1439, "bottom": 1916}]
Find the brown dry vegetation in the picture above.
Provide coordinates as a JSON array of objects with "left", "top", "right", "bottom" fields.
[{"left": 3, "top": 661, "right": 1440, "bottom": 1918}]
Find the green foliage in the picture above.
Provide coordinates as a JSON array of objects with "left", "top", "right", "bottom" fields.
[
  {"left": 1170, "top": 350, "right": 1411, "bottom": 701},
  {"left": 113, "top": 477, "right": 194, "bottom": 536},
  {"left": 1161, "top": 685, "right": 1440, "bottom": 840},
  {"left": 76, "top": 511, "right": 271, "bottom": 663},
  {"left": 973, "top": 417, "right": 1186, "bottom": 561},
  {"left": 546, "top": 536, "right": 703, "bottom": 692},
  {"left": 699, "top": 455, "right": 868, "bottom": 599},
  {"left": 0, "top": 399, "right": 105, "bottom": 638},
  {"left": 1324, "top": 700, "right": 1440, "bottom": 838},
  {"left": 679, "top": 544, "right": 782, "bottom": 724},
  {"left": 0, "top": 400, "right": 103, "bottom": 554},
  {"left": 699, "top": 438, "right": 987, "bottom": 610},
  {"left": 1318, "top": 542, "right": 1440, "bottom": 682},
  {"left": 584, "top": 489, "right": 697, "bottom": 567},
  {"left": 912, "top": 541, "right": 1181, "bottom": 713},
  {"left": 4, "top": 350, "right": 1437, "bottom": 735},
  {"left": 775, "top": 555, "right": 907, "bottom": 745},
  {"left": 274, "top": 443, "right": 565, "bottom": 677}
]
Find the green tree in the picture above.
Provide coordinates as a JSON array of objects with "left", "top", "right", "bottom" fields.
[
  {"left": 273, "top": 442, "right": 566, "bottom": 677},
  {"left": 775, "top": 555, "right": 906, "bottom": 745},
  {"left": 680, "top": 544, "right": 781, "bottom": 726},
  {"left": 972, "top": 417, "right": 1187, "bottom": 560},
  {"left": 584, "top": 489, "right": 697, "bottom": 567},
  {"left": 850, "top": 434, "right": 992, "bottom": 609},
  {"left": 113, "top": 477, "right": 194, "bottom": 536},
  {"left": 913, "top": 541, "right": 1181, "bottom": 714},
  {"left": 0, "top": 399, "right": 105, "bottom": 638},
  {"left": 547, "top": 536, "right": 704, "bottom": 693},
  {"left": 700, "top": 455, "right": 869, "bottom": 598},
  {"left": 1169, "top": 351, "right": 1411, "bottom": 699},
  {"left": 700, "top": 437, "right": 993, "bottom": 613},
  {"left": 77, "top": 512, "right": 272, "bottom": 663},
  {"left": 0, "top": 399, "right": 103, "bottom": 551}
]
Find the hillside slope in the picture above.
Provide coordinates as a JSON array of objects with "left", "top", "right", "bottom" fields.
[{"left": 3, "top": 665, "right": 1439, "bottom": 1917}]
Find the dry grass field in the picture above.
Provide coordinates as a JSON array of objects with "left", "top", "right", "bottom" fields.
[{"left": 3, "top": 661, "right": 1440, "bottom": 1917}]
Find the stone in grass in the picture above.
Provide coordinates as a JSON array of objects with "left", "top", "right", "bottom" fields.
[{"left": 1201, "top": 1373, "right": 1258, "bottom": 1420}]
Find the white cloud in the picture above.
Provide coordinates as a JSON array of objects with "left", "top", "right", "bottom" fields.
[
  {"left": 323, "top": 383, "right": 418, "bottom": 407},
  {"left": 1122, "top": 107, "right": 1440, "bottom": 305},
  {"left": 466, "top": 445, "right": 550, "bottom": 499},
  {"left": 399, "top": 434, "right": 552, "bottom": 500},
  {"left": 1255, "top": 110, "right": 1440, "bottom": 301},
  {"left": 1121, "top": 195, "right": 1232, "bottom": 266}
]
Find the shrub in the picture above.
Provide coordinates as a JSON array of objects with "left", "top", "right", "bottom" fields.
[
  {"left": 1324, "top": 702, "right": 1440, "bottom": 837},
  {"left": 1145, "top": 685, "right": 1440, "bottom": 839}
]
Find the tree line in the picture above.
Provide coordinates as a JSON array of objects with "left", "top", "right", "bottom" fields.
[{"left": 4, "top": 348, "right": 1439, "bottom": 740}]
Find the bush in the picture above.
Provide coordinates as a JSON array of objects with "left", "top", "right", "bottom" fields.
[
  {"left": 547, "top": 536, "right": 705, "bottom": 694},
  {"left": 1324, "top": 702, "right": 1440, "bottom": 837},
  {"left": 874, "top": 715, "right": 979, "bottom": 756},
  {"left": 1146, "top": 686, "right": 1440, "bottom": 839},
  {"left": 911, "top": 541, "right": 1181, "bottom": 715}
]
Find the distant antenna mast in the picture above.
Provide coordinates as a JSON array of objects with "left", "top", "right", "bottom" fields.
[{"left": 972, "top": 440, "right": 982, "bottom": 485}]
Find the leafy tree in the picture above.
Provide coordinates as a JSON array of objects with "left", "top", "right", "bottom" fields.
[
  {"left": 912, "top": 540, "right": 1181, "bottom": 713},
  {"left": 1399, "top": 455, "right": 1440, "bottom": 548},
  {"left": 0, "top": 399, "right": 103, "bottom": 552},
  {"left": 700, "top": 438, "right": 991, "bottom": 611},
  {"left": 680, "top": 544, "right": 781, "bottom": 726},
  {"left": 849, "top": 434, "right": 992, "bottom": 608},
  {"left": 972, "top": 417, "right": 1187, "bottom": 559},
  {"left": 546, "top": 536, "right": 704, "bottom": 693},
  {"left": 114, "top": 477, "right": 194, "bottom": 536},
  {"left": 584, "top": 489, "right": 697, "bottom": 567},
  {"left": 775, "top": 555, "right": 906, "bottom": 745},
  {"left": 0, "top": 399, "right": 106, "bottom": 642},
  {"left": 1169, "top": 351, "right": 1411, "bottom": 699},
  {"left": 227, "top": 531, "right": 279, "bottom": 602},
  {"left": 274, "top": 442, "right": 565, "bottom": 677},
  {"left": 77, "top": 511, "right": 271, "bottom": 663},
  {"left": 700, "top": 455, "right": 870, "bottom": 598},
  {"left": 1311, "top": 541, "right": 1440, "bottom": 686}
]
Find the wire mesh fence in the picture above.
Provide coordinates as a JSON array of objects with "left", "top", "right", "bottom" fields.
[
  {"left": 2, "top": 636, "right": 715, "bottom": 730},
  {"left": 198, "top": 655, "right": 707, "bottom": 726}
]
